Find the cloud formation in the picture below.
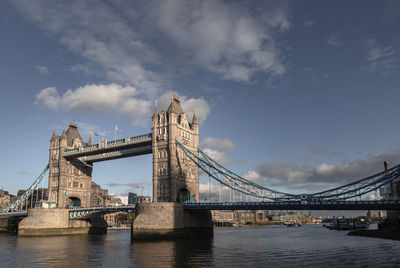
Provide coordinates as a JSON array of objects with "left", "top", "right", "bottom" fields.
[
  {"left": 202, "top": 148, "right": 230, "bottom": 166},
  {"left": 35, "top": 83, "right": 151, "bottom": 125},
  {"left": 200, "top": 137, "right": 235, "bottom": 152},
  {"left": 14, "top": 0, "right": 289, "bottom": 91},
  {"left": 365, "top": 38, "right": 399, "bottom": 73},
  {"left": 242, "top": 170, "right": 262, "bottom": 183},
  {"left": 257, "top": 148, "right": 400, "bottom": 189},
  {"left": 154, "top": 0, "right": 289, "bottom": 81},
  {"left": 199, "top": 170, "right": 264, "bottom": 201},
  {"left": 326, "top": 32, "right": 342, "bottom": 47},
  {"left": 35, "top": 64, "right": 49, "bottom": 74}
]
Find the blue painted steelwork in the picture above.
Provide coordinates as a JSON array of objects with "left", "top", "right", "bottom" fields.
[
  {"left": 63, "top": 133, "right": 152, "bottom": 162},
  {"left": 0, "top": 205, "right": 136, "bottom": 219},
  {"left": 183, "top": 200, "right": 400, "bottom": 211},
  {"left": 176, "top": 139, "right": 400, "bottom": 202},
  {"left": 69, "top": 205, "right": 136, "bottom": 220},
  {"left": 0, "top": 211, "right": 28, "bottom": 217},
  {"left": 177, "top": 139, "right": 300, "bottom": 201},
  {"left": 0, "top": 165, "right": 49, "bottom": 213}
]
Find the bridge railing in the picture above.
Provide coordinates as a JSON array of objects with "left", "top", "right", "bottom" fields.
[
  {"left": 69, "top": 205, "right": 136, "bottom": 220},
  {"left": 63, "top": 133, "right": 152, "bottom": 157},
  {"left": 0, "top": 165, "right": 49, "bottom": 213}
]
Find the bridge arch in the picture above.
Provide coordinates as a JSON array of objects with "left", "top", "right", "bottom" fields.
[
  {"left": 177, "top": 188, "right": 193, "bottom": 203},
  {"left": 69, "top": 197, "right": 81, "bottom": 208}
]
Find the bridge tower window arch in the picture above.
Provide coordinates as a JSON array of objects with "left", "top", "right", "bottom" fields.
[{"left": 69, "top": 197, "right": 81, "bottom": 208}]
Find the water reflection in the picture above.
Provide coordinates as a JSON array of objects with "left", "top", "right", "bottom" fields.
[
  {"left": 1, "top": 226, "right": 400, "bottom": 267},
  {"left": 132, "top": 237, "right": 214, "bottom": 267}
]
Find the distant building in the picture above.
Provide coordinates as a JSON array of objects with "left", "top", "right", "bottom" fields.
[
  {"left": 90, "top": 182, "right": 109, "bottom": 207},
  {"left": 137, "top": 196, "right": 151, "bottom": 203},
  {"left": 15, "top": 188, "right": 48, "bottom": 209},
  {"left": 108, "top": 195, "right": 123, "bottom": 206},
  {"left": 366, "top": 210, "right": 375, "bottom": 219},
  {"left": 128, "top": 192, "right": 137, "bottom": 204},
  {"left": 0, "top": 190, "right": 16, "bottom": 209},
  {"left": 104, "top": 212, "right": 118, "bottom": 227},
  {"left": 379, "top": 161, "right": 400, "bottom": 220}
]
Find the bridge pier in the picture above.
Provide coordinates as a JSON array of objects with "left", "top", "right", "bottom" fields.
[
  {"left": 0, "top": 218, "right": 8, "bottom": 232},
  {"left": 18, "top": 208, "right": 107, "bottom": 236},
  {"left": 131, "top": 202, "right": 213, "bottom": 240}
]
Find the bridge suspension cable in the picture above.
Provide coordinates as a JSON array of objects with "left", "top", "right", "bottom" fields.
[
  {"left": 176, "top": 139, "right": 400, "bottom": 202},
  {"left": 311, "top": 164, "right": 400, "bottom": 201},
  {"left": 176, "top": 139, "right": 298, "bottom": 201},
  {"left": 1, "top": 165, "right": 49, "bottom": 213}
]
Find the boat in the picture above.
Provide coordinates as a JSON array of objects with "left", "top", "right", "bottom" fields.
[{"left": 285, "top": 222, "right": 301, "bottom": 227}]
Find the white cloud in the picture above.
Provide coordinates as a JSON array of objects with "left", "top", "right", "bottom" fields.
[
  {"left": 157, "top": 91, "right": 211, "bottom": 124},
  {"left": 202, "top": 148, "right": 230, "bottom": 166},
  {"left": 326, "top": 32, "right": 341, "bottom": 47},
  {"left": 304, "top": 20, "right": 313, "bottom": 26},
  {"left": 14, "top": 1, "right": 289, "bottom": 89},
  {"left": 35, "top": 83, "right": 151, "bottom": 125},
  {"left": 155, "top": 0, "right": 288, "bottom": 81},
  {"left": 35, "top": 64, "right": 49, "bottom": 74},
  {"left": 257, "top": 148, "right": 400, "bottom": 190},
  {"left": 35, "top": 87, "right": 60, "bottom": 110},
  {"left": 242, "top": 170, "right": 262, "bottom": 183},
  {"left": 75, "top": 121, "right": 107, "bottom": 138},
  {"left": 200, "top": 137, "right": 235, "bottom": 152},
  {"left": 14, "top": 1, "right": 161, "bottom": 96},
  {"left": 365, "top": 38, "right": 399, "bottom": 73}
]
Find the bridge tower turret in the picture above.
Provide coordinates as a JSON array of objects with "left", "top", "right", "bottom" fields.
[
  {"left": 48, "top": 122, "right": 93, "bottom": 208},
  {"left": 152, "top": 93, "right": 199, "bottom": 202}
]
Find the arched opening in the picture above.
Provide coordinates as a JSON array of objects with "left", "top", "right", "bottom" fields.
[
  {"left": 177, "top": 188, "right": 194, "bottom": 203},
  {"left": 69, "top": 197, "right": 81, "bottom": 208}
]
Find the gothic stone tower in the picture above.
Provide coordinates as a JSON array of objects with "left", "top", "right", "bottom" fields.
[
  {"left": 48, "top": 122, "right": 93, "bottom": 208},
  {"left": 152, "top": 93, "right": 199, "bottom": 202}
]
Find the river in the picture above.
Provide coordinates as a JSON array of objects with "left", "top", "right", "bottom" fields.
[{"left": 1, "top": 225, "right": 400, "bottom": 267}]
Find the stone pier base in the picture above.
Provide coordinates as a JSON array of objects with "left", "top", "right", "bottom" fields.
[
  {"left": 18, "top": 208, "right": 107, "bottom": 236},
  {"left": 0, "top": 218, "right": 8, "bottom": 232},
  {"left": 131, "top": 202, "right": 213, "bottom": 240}
]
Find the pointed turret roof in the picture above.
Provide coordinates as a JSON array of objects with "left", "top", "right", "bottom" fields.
[
  {"left": 167, "top": 92, "right": 184, "bottom": 115},
  {"left": 62, "top": 125, "right": 67, "bottom": 137},
  {"left": 152, "top": 100, "right": 158, "bottom": 118},
  {"left": 192, "top": 112, "right": 198, "bottom": 125},
  {"left": 66, "top": 121, "right": 82, "bottom": 147},
  {"left": 51, "top": 128, "right": 56, "bottom": 140}
]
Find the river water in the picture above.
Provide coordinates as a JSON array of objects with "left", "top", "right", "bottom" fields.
[{"left": 1, "top": 225, "right": 400, "bottom": 267}]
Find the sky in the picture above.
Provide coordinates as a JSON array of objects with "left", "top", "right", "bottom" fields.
[{"left": 1, "top": 0, "right": 400, "bottom": 209}]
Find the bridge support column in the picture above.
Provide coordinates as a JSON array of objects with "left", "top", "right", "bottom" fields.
[
  {"left": 0, "top": 218, "right": 8, "bottom": 232},
  {"left": 131, "top": 202, "right": 213, "bottom": 240},
  {"left": 18, "top": 208, "right": 107, "bottom": 236}
]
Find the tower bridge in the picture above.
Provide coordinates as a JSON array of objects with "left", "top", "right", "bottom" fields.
[{"left": 1, "top": 92, "right": 400, "bottom": 237}]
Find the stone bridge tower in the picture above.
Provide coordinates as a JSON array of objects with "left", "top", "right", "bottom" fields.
[
  {"left": 152, "top": 93, "right": 199, "bottom": 202},
  {"left": 48, "top": 122, "right": 93, "bottom": 208}
]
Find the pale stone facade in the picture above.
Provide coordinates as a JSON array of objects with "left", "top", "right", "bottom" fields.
[
  {"left": 48, "top": 122, "right": 92, "bottom": 208},
  {"left": 0, "top": 190, "right": 16, "bottom": 209},
  {"left": 152, "top": 93, "right": 199, "bottom": 202}
]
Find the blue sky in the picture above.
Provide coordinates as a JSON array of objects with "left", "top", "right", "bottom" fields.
[{"left": 1, "top": 0, "right": 400, "bottom": 203}]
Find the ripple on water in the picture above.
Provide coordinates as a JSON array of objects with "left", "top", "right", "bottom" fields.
[{"left": 1, "top": 226, "right": 400, "bottom": 267}]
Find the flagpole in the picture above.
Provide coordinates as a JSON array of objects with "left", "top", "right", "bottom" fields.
[{"left": 114, "top": 127, "right": 116, "bottom": 141}]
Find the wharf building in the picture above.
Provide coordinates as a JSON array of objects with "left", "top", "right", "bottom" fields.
[{"left": 0, "top": 190, "right": 16, "bottom": 209}]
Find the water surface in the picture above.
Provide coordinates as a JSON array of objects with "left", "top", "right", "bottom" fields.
[{"left": 1, "top": 225, "right": 399, "bottom": 267}]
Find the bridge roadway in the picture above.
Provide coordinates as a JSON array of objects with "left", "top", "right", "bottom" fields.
[
  {"left": 183, "top": 200, "right": 400, "bottom": 211},
  {"left": 63, "top": 133, "right": 152, "bottom": 162},
  {"left": 0, "top": 205, "right": 136, "bottom": 220},
  {"left": 2, "top": 200, "right": 400, "bottom": 219},
  {"left": 69, "top": 205, "right": 136, "bottom": 219}
]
